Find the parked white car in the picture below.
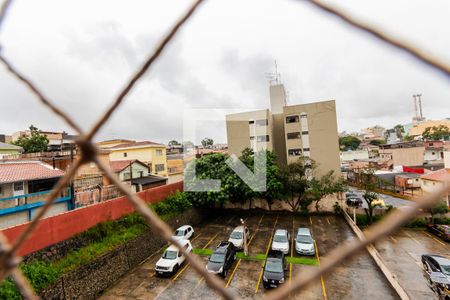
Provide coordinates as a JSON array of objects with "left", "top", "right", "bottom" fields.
[
  {"left": 228, "top": 225, "right": 250, "bottom": 250},
  {"left": 172, "top": 225, "right": 195, "bottom": 241},
  {"left": 155, "top": 239, "right": 192, "bottom": 276},
  {"left": 295, "top": 228, "right": 315, "bottom": 256},
  {"left": 271, "top": 229, "right": 290, "bottom": 254}
]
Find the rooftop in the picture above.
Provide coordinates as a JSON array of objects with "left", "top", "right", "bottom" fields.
[
  {"left": 420, "top": 168, "right": 450, "bottom": 182},
  {"left": 0, "top": 142, "right": 22, "bottom": 151},
  {"left": 109, "top": 160, "right": 148, "bottom": 172},
  {"left": 0, "top": 161, "right": 65, "bottom": 184},
  {"left": 108, "top": 140, "right": 165, "bottom": 149}
]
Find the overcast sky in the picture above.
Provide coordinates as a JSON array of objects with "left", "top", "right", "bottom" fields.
[{"left": 0, "top": 0, "right": 449, "bottom": 144}]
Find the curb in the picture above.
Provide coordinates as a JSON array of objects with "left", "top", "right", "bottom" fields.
[{"left": 342, "top": 210, "right": 410, "bottom": 300}]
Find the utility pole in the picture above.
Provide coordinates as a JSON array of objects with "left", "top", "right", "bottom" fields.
[{"left": 240, "top": 218, "right": 248, "bottom": 256}]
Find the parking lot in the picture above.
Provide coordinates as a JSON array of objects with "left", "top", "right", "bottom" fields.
[
  {"left": 375, "top": 228, "right": 450, "bottom": 299},
  {"left": 99, "top": 211, "right": 398, "bottom": 300}
]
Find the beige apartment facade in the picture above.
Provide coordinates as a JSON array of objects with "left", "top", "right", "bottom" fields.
[{"left": 226, "top": 84, "right": 341, "bottom": 177}]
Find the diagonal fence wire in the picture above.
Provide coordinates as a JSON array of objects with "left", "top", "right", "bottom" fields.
[{"left": 0, "top": 0, "right": 449, "bottom": 299}]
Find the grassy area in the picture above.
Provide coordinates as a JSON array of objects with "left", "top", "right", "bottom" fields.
[
  {"left": 0, "top": 191, "right": 192, "bottom": 299},
  {"left": 193, "top": 249, "right": 318, "bottom": 265}
]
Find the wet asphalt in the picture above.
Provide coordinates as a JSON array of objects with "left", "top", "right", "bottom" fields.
[
  {"left": 99, "top": 212, "right": 401, "bottom": 300},
  {"left": 375, "top": 228, "right": 450, "bottom": 300}
]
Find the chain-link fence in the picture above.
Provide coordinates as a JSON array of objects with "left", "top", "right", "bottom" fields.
[{"left": 0, "top": 0, "right": 449, "bottom": 299}]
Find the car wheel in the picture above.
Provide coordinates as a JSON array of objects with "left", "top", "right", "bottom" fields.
[
  {"left": 222, "top": 269, "right": 227, "bottom": 278},
  {"left": 173, "top": 264, "right": 180, "bottom": 275},
  {"left": 234, "top": 253, "right": 237, "bottom": 260}
]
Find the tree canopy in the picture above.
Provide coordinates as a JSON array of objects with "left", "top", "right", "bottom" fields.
[
  {"left": 201, "top": 137, "right": 214, "bottom": 148},
  {"left": 13, "top": 125, "right": 49, "bottom": 153},
  {"left": 422, "top": 125, "right": 450, "bottom": 141},
  {"left": 339, "top": 136, "right": 361, "bottom": 151},
  {"left": 168, "top": 140, "right": 180, "bottom": 146}
]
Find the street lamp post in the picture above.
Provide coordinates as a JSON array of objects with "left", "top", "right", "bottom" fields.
[{"left": 240, "top": 218, "right": 248, "bottom": 256}]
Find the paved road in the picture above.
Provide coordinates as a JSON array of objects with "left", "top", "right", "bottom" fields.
[
  {"left": 99, "top": 212, "right": 397, "bottom": 300},
  {"left": 375, "top": 228, "right": 450, "bottom": 299},
  {"left": 348, "top": 187, "right": 412, "bottom": 208}
]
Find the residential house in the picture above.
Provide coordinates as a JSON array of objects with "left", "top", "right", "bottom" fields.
[
  {"left": 96, "top": 139, "right": 135, "bottom": 149},
  {"left": 226, "top": 83, "right": 340, "bottom": 177},
  {"left": 379, "top": 141, "right": 425, "bottom": 168},
  {"left": 107, "top": 141, "right": 168, "bottom": 177},
  {"left": 167, "top": 154, "right": 184, "bottom": 184},
  {"left": 0, "top": 161, "right": 71, "bottom": 228},
  {"left": 420, "top": 168, "right": 450, "bottom": 206},
  {"left": 109, "top": 160, "right": 167, "bottom": 192},
  {"left": 0, "top": 142, "right": 22, "bottom": 159},
  {"left": 340, "top": 150, "right": 369, "bottom": 162},
  {"left": 408, "top": 119, "right": 450, "bottom": 139},
  {"left": 12, "top": 130, "right": 77, "bottom": 152}
]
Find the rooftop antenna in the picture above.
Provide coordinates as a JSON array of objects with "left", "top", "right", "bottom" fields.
[
  {"left": 417, "top": 94, "right": 423, "bottom": 118},
  {"left": 413, "top": 94, "right": 418, "bottom": 118},
  {"left": 264, "top": 60, "right": 281, "bottom": 86}
]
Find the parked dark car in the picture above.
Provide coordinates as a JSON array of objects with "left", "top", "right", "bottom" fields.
[
  {"left": 421, "top": 254, "right": 450, "bottom": 299},
  {"left": 262, "top": 250, "right": 286, "bottom": 289},
  {"left": 206, "top": 241, "right": 236, "bottom": 277},
  {"left": 346, "top": 192, "right": 363, "bottom": 207},
  {"left": 427, "top": 224, "right": 450, "bottom": 242}
]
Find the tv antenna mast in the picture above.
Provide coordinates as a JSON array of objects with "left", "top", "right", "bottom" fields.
[{"left": 265, "top": 60, "right": 281, "bottom": 86}]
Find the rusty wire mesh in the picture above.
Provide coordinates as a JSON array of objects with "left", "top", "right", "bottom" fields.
[{"left": 0, "top": 0, "right": 449, "bottom": 299}]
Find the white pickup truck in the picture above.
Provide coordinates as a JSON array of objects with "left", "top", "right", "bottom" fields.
[{"left": 155, "top": 239, "right": 193, "bottom": 276}]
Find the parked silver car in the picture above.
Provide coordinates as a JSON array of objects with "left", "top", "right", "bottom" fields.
[{"left": 295, "top": 228, "right": 315, "bottom": 256}]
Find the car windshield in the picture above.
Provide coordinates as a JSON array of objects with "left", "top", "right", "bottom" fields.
[
  {"left": 210, "top": 253, "right": 225, "bottom": 263},
  {"left": 175, "top": 230, "right": 185, "bottom": 237},
  {"left": 274, "top": 234, "right": 287, "bottom": 243},
  {"left": 441, "top": 265, "right": 450, "bottom": 275},
  {"left": 296, "top": 234, "right": 313, "bottom": 243},
  {"left": 230, "top": 231, "right": 242, "bottom": 239},
  {"left": 265, "top": 260, "right": 283, "bottom": 273},
  {"left": 162, "top": 250, "right": 177, "bottom": 259}
]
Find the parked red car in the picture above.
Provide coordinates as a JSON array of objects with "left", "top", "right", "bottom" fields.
[{"left": 427, "top": 224, "right": 450, "bottom": 242}]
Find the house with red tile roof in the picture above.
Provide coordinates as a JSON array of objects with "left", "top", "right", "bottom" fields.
[
  {"left": 106, "top": 140, "right": 168, "bottom": 177},
  {"left": 109, "top": 159, "right": 167, "bottom": 192},
  {"left": 420, "top": 168, "right": 450, "bottom": 206},
  {"left": 0, "top": 161, "right": 71, "bottom": 228}
]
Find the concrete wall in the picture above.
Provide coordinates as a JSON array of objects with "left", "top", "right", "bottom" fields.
[
  {"left": 340, "top": 150, "right": 370, "bottom": 162},
  {"left": 379, "top": 146, "right": 425, "bottom": 167},
  {"left": 445, "top": 151, "right": 450, "bottom": 168},
  {"left": 1, "top": 181, "right": 183, "bottom": 257},
  {"left": 39, "top": 209, "right": 206, "bottom": 300}
]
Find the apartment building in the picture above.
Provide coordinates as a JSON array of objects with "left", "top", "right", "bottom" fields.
[{"left": 226, "top": 84, "right": 340, "bottom": 177}]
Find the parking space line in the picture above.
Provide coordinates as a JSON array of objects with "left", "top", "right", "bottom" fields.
[
  {"left": 311, "top": 218, "right": 328, "bottom": 300},
  {"left": 422, "top": 231, "right": 447, "bottom": 247},
  {"left": 248, "top": 214, "right": 264, "bottom": 246},
  {"left": 202, "top": 232, "right": 220, "bottom": 249},
  {"left": 389, "top": 236, "right": 397, "bottom": 243},
  {"left": 191, "top": 233, "right": 202, "bottom": 242},
  {"left": 326, "top": 217, "right": 331, "bottom": 225},
  {"left": 226, "top": 259, "right": 241, "bottom": 288},
  {"left": 309, "top": 216, "right": 313, "bottom": 225},
  {"left": 402, "top": 230, "right": 421, "bottom": 246},
  {"left": 255, "top": 214, "right": 278, "bottom": 294},
  {"left": 173, "top": 263, "right": 190, "bottom": 281}
]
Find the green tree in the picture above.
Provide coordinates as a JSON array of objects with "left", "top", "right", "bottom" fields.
[
  {"left": 422, "top": 125, "right": 450, "bottom": 141},
  {"left": 168, "top": 140, "right": 180, "bottom": 146},
  {"left": 310, "top": 171, "right": 346, "bottom": 212},
  {"left": 280, "top": 157, "right": 314, "bottom": 213},
  {"left": 369, "top": 140, "right": 385, "bottom": 146},
  {"left": 339, "top": 136, "right": 361, "bottom": 151},
  {"left": 201, "top": 137, "right": 214, "bottom": 148},
  {"left": 13, "top": 125, "right": 49, "bottom": 153},
  {"left": 426, "top": 201, "right": 449, "bottom": 224},
  {"left": 393, "top": 124, "right": 405, "bottom": 139},
  {"left": 360, "top": 169, "right": 380, "bottom": 224}
]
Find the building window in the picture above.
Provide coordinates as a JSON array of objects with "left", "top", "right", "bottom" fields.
[
  {"left": 249, "top": 120, "right": 255, "bottom": 124},
  {"left": 123, "top": 172, "right": 131, "bottom": 180},
  {"left": 257, "top": 135, "right": 270, "bottom": 142},
  {"left": 288, "top": 149, "right": 302, "bottom": 156},
  {"left": 286, "top": 116, "right": 299, "bottom": 123},
  {"left": 13, "top": 182, "right": 23, "bottom": 191},
  {"left": 287, "top": 132, "right": 300, "bottom": 139},
  {"left": 300, "top": 113, "right": 307, "bottom": 119},
  {"left": 156, "top": 149, "right": 162, "bottom": 156},
  {"left": 255, "top": 119, "right": 268, "bottom": 126},
  {"left": 431, "top": 152, "right": 435, "bottom": 155},
  {"left": 0, "top": 186, "right": 2, "bottom": 195},
  {"left": 303, "top": 148, "right": 310, "bottom": 152},
  {"left": 250, "top": 136, "right": 255, "bottom": 140},
  {"left": 155, "top": 164, "right": 165, "bottom": 172},
  {"left": 301, "top": 131, "right": 309, "bottom": 135},
  {"left": 139, "top": 171, "right": 144, "bottom": 178},
  {"left": 123, "top": 152, "right": 127, "bottom": 157}
]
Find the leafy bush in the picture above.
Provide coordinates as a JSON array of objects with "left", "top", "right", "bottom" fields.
[
  {"left": 152, "top": 192, "right": 192, "bottom": 216},
  {"left": 434, "top": 217, "right": 450, "bottom": 225},
  {"left": 333, "top": 202, "right": 342, "bottom": 214},
  {"left": 355, "top": 214, "right": 382, "bottom": 227},
  {"left": 403, "top": 217, "right": 427, "bottom": 228}
]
